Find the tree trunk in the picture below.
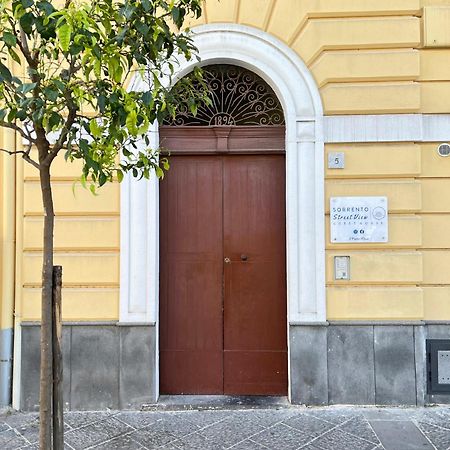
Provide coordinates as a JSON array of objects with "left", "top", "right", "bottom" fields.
[
  {"left": 39, "top": 163, "right": 54, "bottom": 450},
  {"left": 52, "top": 266, "right": 64, "bottom": 450}
]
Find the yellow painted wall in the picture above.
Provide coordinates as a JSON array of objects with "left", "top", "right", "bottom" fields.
[
  {"left": 2, "top": 0, "right": 450, "bottom": 324},
  {"left": 326, "top": 143, "right": 450, "bottom": 320},
  {"left": 16, "top": 155, "right": 120, "bottom": 322}
]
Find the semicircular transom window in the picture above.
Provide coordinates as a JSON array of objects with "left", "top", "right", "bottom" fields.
[{"left": 163, "top": 64, "right": 285, "bottom": 126}]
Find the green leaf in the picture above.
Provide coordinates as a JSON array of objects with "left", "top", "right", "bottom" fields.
[
  {"left": 37, "top": 1, "right": 55, "bottom": 16},
  {"left": 17, "top": 82, "right": 36, "bottom": 94},
  {"left": 117, "top": 170, "right": 124, "bottom": 183},
  {"left": 19, "top": 12, "right": 35, "bottom": 35},
  {"left": 89, "top": 119, "right": 103, "bottom": 138},
  {"left": 48, "top": 111, "right": 61, "bottom": 129},
  {"left": 8, "top": 48, "right": 21, "bottom": 65},
  {"left": 125, "top": 110, "right": 138, "bottom": 136},
  {"left": 97, "top": 94, "right": 106, "bottom": 113},
  {"left": 0, "top": 62, "right": 12, "bottom": 83},
  {"left": 99, "top": 171, "right": 107, "bottom": 186},
  {"left": 171, "top": 7, "right": 180, "bottom": 26},
  {"left": 3, "top": 31, "right": 17, "bottom": 47},
  {"left": 21, "top": 0, "right": 34, "bottom": 8},
  {"left": 44, "top": 87, "right": 59, "bottom": 102},
  {"left": 57, "top": 23, "right": 72, "bottom": 52}
]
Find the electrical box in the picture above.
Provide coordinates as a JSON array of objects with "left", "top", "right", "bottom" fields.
[
  {"left": 334, "top": 256, "right": 350, "bottom": 280},
  {"left": 427, "top": 340, "right": 450, "bottom": 394}
]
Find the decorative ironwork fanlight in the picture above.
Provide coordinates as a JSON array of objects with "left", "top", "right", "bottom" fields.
[{"left": 163, "top": 64, "right": 285, "bottom": 126}]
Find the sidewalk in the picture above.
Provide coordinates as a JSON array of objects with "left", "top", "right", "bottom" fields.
[{"left": 1, "top": 401, "right": 449, "bottom": 449}]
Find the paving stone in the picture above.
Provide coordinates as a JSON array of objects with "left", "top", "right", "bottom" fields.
[
  {"left": 65, "top": 417, "right": 132, "bottom": 449},
  {"left": 115, "top": 411, "right": 165, "bottom": 429},
  {"left": 158, "top": 444, "right": 183, "bottom": 450},
  {"left": 299, "top": 443, "right": 326, "bottom": 450},
  {"left": 0, "top": 429, "right": 29, "bottom": 449},
  {"left": 250, "top": 423, "right": 308, "bottom": 450},
  {"left": 363, "top": 408, "right": 416, "bottom": 422},
  {"left": 198, "top": 415, "right": 264, "bottom": 448},
  {"left": 414, "top": 421, "right": 450, "bottom": 450},
  {"left": 306, "top": 409, "right": 356, "bottom": 425},
  {"left": 169, "top": 432, "right": 224, "bottom": 449},
  {"left": 230, "top": 439, "right": 269, "bottom": 449},
  {"left": 90, "top": 433, "right": 143, "bottom": 449},
  {"left": 2, "top": 406, "right": 450, "bottom": 450},
  {"left": 19, "top": 444, "right": 74, "bottom": 450},
  {"left": 282, "top": 413, "right": 334, "bottom": 438},
  {"left": 232, "top": 409, "right": 298, "bottom": 428},
  {"left": 63, "top": 412, "right": 113, "bottom": 430},
  {"left": 369, "top": 420, "right": 434, "bottom": 450},
  {"left": 154, "top": 416, "right": 200, "bottom": 438},
  {"left": 337, "top": 416, "right": 381, "bottom": 445},
  {"left": 4, "top": 414, "right": 40, "bottom": 444},
  {"left": 128, "top": 420, "right": 183, "bottom": 448},
  {"left": 2, "top": 413, "right": 38, "bottom": 429},
  {"left": 414, "top": 409, "right": 450, "bottom": 431},
  {"left": 171, "top": 410, "right": 231, "bottom": 430},
  {"left": 308, "top": 428, "right": 377, "bottom": 450}
]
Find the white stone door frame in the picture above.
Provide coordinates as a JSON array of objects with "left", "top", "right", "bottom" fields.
[{"left": 120, "top": 23, "right": 326, "bottom": 398}]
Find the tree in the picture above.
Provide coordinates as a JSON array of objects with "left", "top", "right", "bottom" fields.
[{"left": 0, "top": 0, "right": 206, "bottom": 448}]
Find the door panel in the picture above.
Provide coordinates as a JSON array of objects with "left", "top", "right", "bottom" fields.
[
  {"left": 159, "top": 156, "right": 224, "bottom": 394},
  {"left": 159, "top": 152, "right": 287, "bottom": 396},
  {"left": 223, "top": 156, "right": 287, "bottom": 395}
]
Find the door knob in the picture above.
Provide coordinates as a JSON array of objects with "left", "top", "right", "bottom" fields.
[
  {"left": 240, "top": 254, "right": 248, "bottom": 261},
  {"left": 224, "top": 257, "right": 231, "bottom": 264}
]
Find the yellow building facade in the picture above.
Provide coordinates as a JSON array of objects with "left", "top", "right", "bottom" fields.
[{"left": 2, "top": 0, "right": 450, "bottom": 409}]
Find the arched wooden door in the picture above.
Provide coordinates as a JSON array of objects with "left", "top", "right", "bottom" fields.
[{"left": 159, "top": 66, "right": 287, "bottom": 395}]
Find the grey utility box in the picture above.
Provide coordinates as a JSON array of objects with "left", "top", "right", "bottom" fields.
[{"left": 427, "top": 339, "right": 450, "bottom": 394}]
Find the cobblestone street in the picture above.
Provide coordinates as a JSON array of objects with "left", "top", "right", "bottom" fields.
[{"left": 1, "top": 404, "right": 450, "bottom": 450}]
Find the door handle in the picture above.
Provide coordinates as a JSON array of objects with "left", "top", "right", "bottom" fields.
[
  {"left": 240, "top": 254, "right": 248, "bottom": 261},
  {"left": 224, "top": 257, "right": 231, "bottom": 264}
]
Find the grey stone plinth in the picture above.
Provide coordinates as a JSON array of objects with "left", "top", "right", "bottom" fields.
[
  {"left": 289, "top": 325, "right": 328, "bottom": 405},
  {"left": 328, "top": 326, "right": 375, "bottom": 405},
  {"left": 20, "top": 323, "right": 157, "bottom": 411},
  {"left": 374, "top": 326, "right": 416, "bottom": 405},
  {"left": 70, "top": 326, "right": 120, "bottom": 410},
  {"left": 119, "top": 326, "right": 157, "bottom": 408}
]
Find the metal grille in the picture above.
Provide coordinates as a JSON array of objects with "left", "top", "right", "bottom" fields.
[{"left": 164, "top": 65, "right": 285, "bottom": 126}]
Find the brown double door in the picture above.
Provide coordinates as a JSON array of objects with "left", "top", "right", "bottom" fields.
[{"left": 159, "top": 127, "right": 287, "bottom": 395}]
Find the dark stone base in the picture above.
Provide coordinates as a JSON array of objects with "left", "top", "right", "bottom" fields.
[
  {"left": 20, "top": 322, "right": 450, "bottom": 410},
  {"left": 20, "top": 324, "right": 157, "bottom": 411},
  {"left": 290, "top": 323, "right": 450, "bottom": 406}
]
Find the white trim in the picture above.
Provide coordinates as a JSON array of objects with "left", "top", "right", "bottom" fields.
[
  {"left": 120, "top": 128, "right": 159, "bottom": 323},
  {"left": 324, "top": 114, "right": 450, "bottom": 143}
]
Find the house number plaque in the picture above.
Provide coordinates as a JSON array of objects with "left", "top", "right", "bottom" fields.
[{"left": 330, "top": 196, "right": 388, "bottom": 243}]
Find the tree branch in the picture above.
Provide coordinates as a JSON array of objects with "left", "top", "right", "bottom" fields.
[
  {"left": 0, "top": 147, "right": 40, "bottom": 169},
  {"left": 0, "top": 121, "right": 37, "bottom": 143},
  {"left": 46, "top": 104, "right": 77, "bottom": 164}
]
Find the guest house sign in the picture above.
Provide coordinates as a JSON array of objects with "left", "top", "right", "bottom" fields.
[{"left": 330, "top": 197, "right": 388, "bottom": 243}]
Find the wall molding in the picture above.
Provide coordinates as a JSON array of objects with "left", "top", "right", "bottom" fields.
[{"left": 325, "top": 114, "right": 450, "bottom": 143}]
